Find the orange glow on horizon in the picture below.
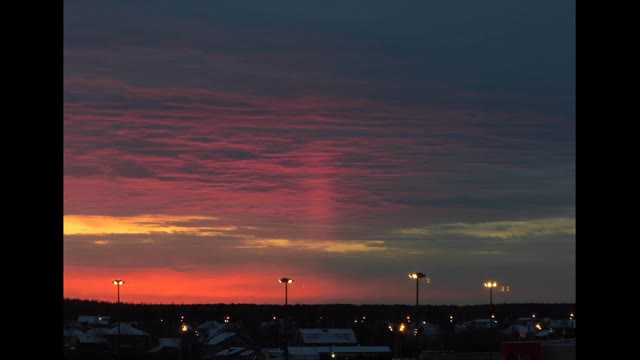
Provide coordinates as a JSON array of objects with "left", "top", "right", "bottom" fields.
[{"left": 63, "top": 266, "right": 422, "bottom": 305}]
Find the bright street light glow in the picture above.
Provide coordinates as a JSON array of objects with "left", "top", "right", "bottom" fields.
[{"left": 484, "top": 281, "right": 497, "bottom": 288}]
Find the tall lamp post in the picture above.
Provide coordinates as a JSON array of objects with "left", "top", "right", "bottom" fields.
[
  {"left": 484, "top": 281, "right": 497, "bottom": 360},
  {"left": 279, "top": 278, "right": 293, "bottom": 305},
  {"left": 409, "top": 272, "right": 429, "bottom": 360},
  {"left": 113, "top": 279, "right": 124, "bottom": 353},
  {"left": 279, "top": 278, "right": 294, "bottom": 360},
  {"left": 484, "top": 281, "right": 497, "bottom": 305}
]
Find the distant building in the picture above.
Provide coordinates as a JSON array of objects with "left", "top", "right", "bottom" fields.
[
  {"left": 295, "top": 329, "right": 358, "bottom": 346},
  {"left": 77, "top": 315, "right": 111, "bottom": 327},
  {"left": 200, "top": 332, "right": 243, "bottom": 358},
  {"left": 290, "top": 329, "right": 391, "bottom": 360},
  {"left": 288, "top": 346, "right": 392, "bottom": 360},
  {"left": 198, "top": 320, "right": 228, "bottom": 344},
  {"left": 202, "top": 346, "right": 267, "bottom": 360},
  {"left": 104, "top": 322, "right": 152, "bottom": 353},
  {"left": 453, "top": 319, "right": 497, "bottom": 333},
  {"left": 503, "top": 317, "right": 576, "bottom": 339}
]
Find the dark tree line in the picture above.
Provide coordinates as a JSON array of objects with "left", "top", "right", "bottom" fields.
[{"left": 64, "top": 298, "right": 574, "bottom": 334}]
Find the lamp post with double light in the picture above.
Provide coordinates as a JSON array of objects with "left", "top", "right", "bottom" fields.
[
  {"left": 484, "top": 281, "right": 497, "bottom": 305},
  {"left": 484, "top": 281, "right": 498, "bottom": 360},
  {"left": 279, "top": 278, "right": 293, "bottom": 305},
  {"left": 498, "top": 284, "right": 511, "bottom": 305},
  {"left": 113, "top": 279, "right": 124, "bottom": 354},
  {"left": 497, "top": 284, "right": 511, "bottom": 321},
  {"left": 279, "top": 278, "right": 294, "bottom": 360}
]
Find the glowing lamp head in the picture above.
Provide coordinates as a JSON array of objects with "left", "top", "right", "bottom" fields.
[
  {"left": 484, "top": 281, "right": 497, "bottom": 288},
  {"left": 113, "top": 279, "right": 124, "bottom": 285},
  {"left": 409, "top": 272, "right": 426, "bottom": 279},
  {"left": 279, "top": 277, "right": 294, "bottom": 284}
]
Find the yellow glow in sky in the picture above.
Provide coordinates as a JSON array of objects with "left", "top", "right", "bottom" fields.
[
  {"left": 238, "top": 239, "right": 387, "bottom": 252},
  {"left": 64, "top": 214, "right": 222, "bottom": 235}
]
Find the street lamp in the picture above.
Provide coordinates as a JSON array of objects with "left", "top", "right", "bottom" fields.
[
  {"left": 113, "top": 279, "right": 124, "bottom": 353},
  {"left": 279, "top": 278, "right": 294, "bottom": 305},
  {"left": 484, "top": 280, "right": 497, "bottom": 305},
  {"left": 409, "top": 272, "right": 427, "bottom": 308},
  {"left": 498, "top": 284, "right": 511, "bottom": 304},
  {"left": 409, "top": 272, "right": 430, "bottom": 360},
  {"left": 483, "top": 281, "right": 498, "bottom": 360},
  {"left": 279, "top": 278, "right": 294, "bottom": 360}
]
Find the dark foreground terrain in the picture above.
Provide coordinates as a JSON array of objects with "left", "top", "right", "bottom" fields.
[{"left": 64, "top": 299, "right": 575, "bottom": 360}]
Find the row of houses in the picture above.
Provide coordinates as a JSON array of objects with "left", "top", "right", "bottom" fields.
[
  {"left": 64, "top": 316, "right": 393, "bottom": 360},
  {"left": 64, "top": 314, "right": 576, "bottom": 359},
  {"left": 453, "top": 317, "right": 576, "bottom": 339}
]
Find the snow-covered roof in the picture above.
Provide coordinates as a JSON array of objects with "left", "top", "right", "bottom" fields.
[
  {"left": 202, "top": 327, "right": 224, "bottom": 342},
  {"left": 157, "top": 338, "right": 181, "bottom": 349},
  {"left": 77, "top": 336, "right": 110, "bottom": 344},
  {"left": 327, "top": 346, "right": 391, "bottom": 353},
  {"left": 548, "top": 319, "right": 576, "bottom": 328},
  {"left": 205, "top": 332, "right": 236, "bottom": 345},
  {"left": 515, "top": 317, "right": 536, "bottom": 324},
  {"left": 289, "top": 346, "right": 391, "bottom": 355},
  {"left": 215, "top": 347, "right": 252, "bottom": 357},
  {"left": 78, "top": 315, "right": 110, "bottom": 326},
  {"left": 543, "top": 338, "right": 576, "bottom": 346},
  {"left": 104, "top": 322, "right": 150, "bottom": 336},
  {"left": 198, "top": 320, "right": 225, "bottom": 330},
  {"left": 261, "top": 348, "right": 284, "bottom": 354},
  {"left": 262, "top": 349, "right": 285, "bottom": 360},
  {"left": 86, "top": 328, "right": 109, "bottom": 337},
  {"left": 535, "top": 330, "right": 552, "bottom": 337},
  {"left": 64, "top": 320, "right": 85, "bottom": 330},
  {"left": 148, "top": 338, "right": 181, "bottom": 353},
  {"left": 63, "top": 328, "right": 86, "bottom": 337},
  {"left": 298, "top": 329, "right": 357, "bottom": 344},
  {"left": 288, "top": 347, "right": 319, "bottom": 356}
]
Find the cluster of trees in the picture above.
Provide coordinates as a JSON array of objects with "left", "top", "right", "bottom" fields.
[{"left": 64, "top": 298, "right": 575, "bottom": 327}]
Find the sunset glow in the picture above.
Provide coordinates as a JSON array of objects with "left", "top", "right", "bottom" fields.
[{"left": 64, "top": 1, "right": 575, "bottom": 305}]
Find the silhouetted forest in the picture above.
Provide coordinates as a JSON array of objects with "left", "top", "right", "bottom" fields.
[{"left": 65, "top": 299, "right": 574, "bottom": 321}]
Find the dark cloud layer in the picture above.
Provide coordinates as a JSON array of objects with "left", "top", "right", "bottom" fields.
[{"left": 64, "top": 1, "right": 575, "bottom": 305}]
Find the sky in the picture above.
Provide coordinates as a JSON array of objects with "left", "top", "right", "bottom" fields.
[{"left": 63, "top": 1, "right": 576, "bottom": 306}]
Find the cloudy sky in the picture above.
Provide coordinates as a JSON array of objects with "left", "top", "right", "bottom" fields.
[{"left": 63, "top": 1, "right": 575, "bottom": 305}]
